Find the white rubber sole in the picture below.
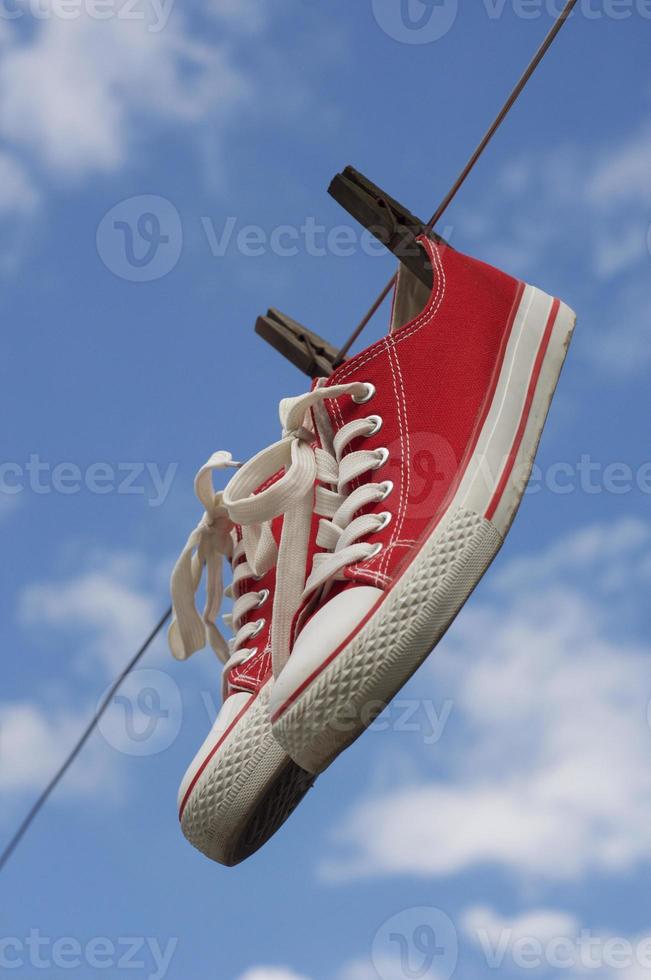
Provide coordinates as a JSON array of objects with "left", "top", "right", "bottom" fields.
[
  {"left": 179, "top": 680, "right": 314, "bottom": 866},
  {"left": 271, "top": 286, "right": 576, "bottom": 775}
]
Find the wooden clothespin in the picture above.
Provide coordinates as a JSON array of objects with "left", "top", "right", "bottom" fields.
[
  {"left": 254, "top": 166, "right": 451, "bottom": 376},
  {"left": 254, "top": 309, "right": 340, "bottom": 378},
  {"left": 328, "top": 165, "right": 452, "bottom": 290}
]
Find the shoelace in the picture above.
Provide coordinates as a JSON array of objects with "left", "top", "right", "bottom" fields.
[
  {"left": 223, "top": 381, "right": 391, "bottom": 676},
  {"left": 169, "top": 451, "right": 277, "bottom": 699}
]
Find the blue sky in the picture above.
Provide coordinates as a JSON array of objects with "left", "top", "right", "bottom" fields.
[{"left": 1, "top": 1, "right": 651, "bottom": 978}]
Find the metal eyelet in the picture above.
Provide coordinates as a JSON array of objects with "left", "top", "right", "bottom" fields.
[
  {"left": 255, "top": 588, "right": 270, "bottom": 608},
  {"left": 376, "top": 511, "right": 393, "bottom": 532},
  {"left": 366, "top": 542, "right": 383, "bottom": 560},
  {"left": 372, "top": 447, "right": 390, "bottom": 470},
  {"left": 379, "top": 480, "right": 394, "bottom": 501},
  {"left": 353, "top": 382, "right": 376, "bottom": 405},
  {"left": 239, "top": 648, "right": 258, "bottom": 664},
  {"left": 250, "top": 618, "right": 266, "bottom": 639},
  {"left": 366, "top": 414, "right": 384, "bottom": 436}
]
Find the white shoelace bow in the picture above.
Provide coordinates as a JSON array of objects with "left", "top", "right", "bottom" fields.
[
  {"left": 223, "top": 381, "right": 392, "bottom": 676},
  {"left": 169, "top": 451, "right": 277, "bottom": 698}
]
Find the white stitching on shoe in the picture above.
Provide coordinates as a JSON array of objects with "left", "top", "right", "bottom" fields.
[
  {"left": 354, "top": 569, "right": 391, "bottom": 587},
  {"left": 383, "top": 338, "right": 411, "bottom": 578},
  {"left": 378, "top": 337, "right": 405, "bottom": 579},
  {"left": 331, "top": 239, "right": 446, "bottom": 385},
  {"left": 326, "top": 240, "right": 444, "bottom": 581},
  {"left": 357, "top": 539, "right": 417, "bottom": 569}
]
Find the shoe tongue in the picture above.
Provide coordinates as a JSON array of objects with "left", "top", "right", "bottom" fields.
[{"left": 390, "top": 263, "right": 432, "bottom": 334}]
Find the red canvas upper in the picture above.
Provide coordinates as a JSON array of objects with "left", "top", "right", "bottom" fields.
[
  {"left": 226, "top": 236, "right": 523, "bottom": 677},
  {"left": 314, "top": 235, "right": 522, "bottom": 594}
]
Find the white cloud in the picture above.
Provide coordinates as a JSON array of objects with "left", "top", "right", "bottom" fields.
[
  {"left": 0, "top": 3, "right": 250, "bottom": 178},
  {"left": 0, "top": 700, "right": 117, "bottom": 799},
  {"left": 337, "top": 958, "right": 423, "bottom": 980},
  {"left": 19, "top": 553, "right": 161, "bottom": 673},
  {"left": 236, "top": 970, "right": 311, "bottom": 980},
  {"left": 468, "top": 124, "right": 651, "bottom": 276},
  {"left": 210, "top": 0, "right": 270, "bottom": 34},
  {"left": 0, "top": 0, "right": 330, "bottom": 276},
  {"left": 494, "top": 517, "right": 651, "bottom": 592},
  {"left": 0, "top": 492, "right": 21, "bottom": 523},
  {"left": 458, "top": 114, "right": 651, "bottom": 377},
  {"left": 336, "top": 963, "right": 377, "bottom": 980},
  {"left": 463, "top": 905, "right": 579, "bottom": 952},
  {"left": 324, "top": 518, "right": 651, "bottom": 883},
  {"left": 587, "top": 125, "right": 651, "bottom": 209},
  {"left": 0, "top": 150, "right": 40, "bottom": 274},
  {"left": 0, "top": 152, "right": 39, "bottom": 215},
  {"left": 608, "top": 965, "right": 651, "bottom": 980},
  {"left": 462, "top": 907, "right": 651, "bottom": 977},
  {"left": 586, "top": 277, "right": 651, "bottom": 378},
  {"left": 594, "top": 221, "right": 647, "bottom": 278},
  {"left": 6, "top": 551, "right": 172, "bottom": 806}
]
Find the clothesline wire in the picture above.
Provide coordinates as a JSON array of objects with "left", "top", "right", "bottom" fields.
[
  {"left": 333, "top": 0, "right": 579, "bottom": 365},
  {"left": 0, "top": 607, "right": 172, "bottom": 872},
  {"left": 0, "top": 0, "right": 579, "bottom": 873}
]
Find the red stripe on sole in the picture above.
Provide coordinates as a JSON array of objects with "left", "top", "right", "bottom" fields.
[
  {"left": 485, "top": 297, "right": 560, "bottom": 521},
  {"left": 178, "top": 689, "right": 259, "bottom": 820}
]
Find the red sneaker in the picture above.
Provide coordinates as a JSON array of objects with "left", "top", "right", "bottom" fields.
[
  {"left": 266, "top": 236, "right": 576, "bottom": 774},
  {"left": 169, "top": 453, "right": 314, "bottom": 866}
]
